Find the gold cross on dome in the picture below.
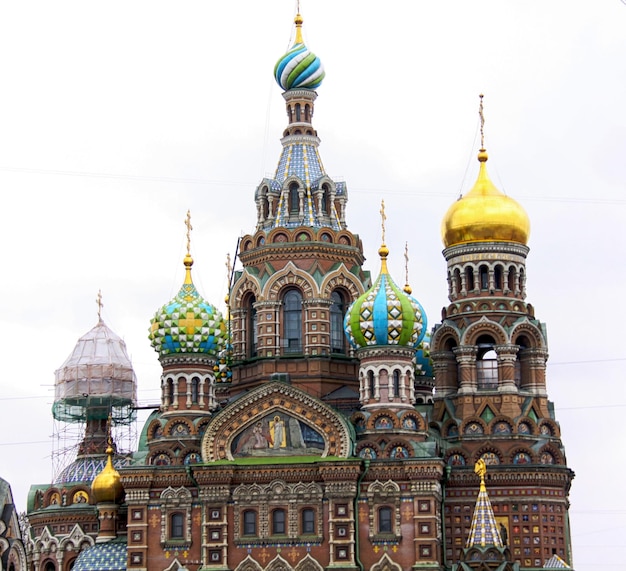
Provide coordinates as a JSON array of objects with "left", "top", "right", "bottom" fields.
[{"left": 179, "top": 311, "right": 203, "bottom": 334}]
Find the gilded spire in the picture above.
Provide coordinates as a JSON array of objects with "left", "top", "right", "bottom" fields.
[
  {"left": 294, "top": 9, "right": 304, "bottom": 45},
  {"left": 466, "top": 459, "right": 503, "bottom": 548},
  {"left": 184, "top": 210, "right": 194, "bottom": 285}
]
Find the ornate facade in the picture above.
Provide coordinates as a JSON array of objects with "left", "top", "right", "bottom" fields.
[{"left": 22, "top": 12, "right": 575, "bottom": 571}]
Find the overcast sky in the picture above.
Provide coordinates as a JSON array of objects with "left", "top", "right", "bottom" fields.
[{"left": 0, "top": 2, "right": 624, "bottom": 569}]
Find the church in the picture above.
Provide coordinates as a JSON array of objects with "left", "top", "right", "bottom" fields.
[{"left": 18, "top": 10, "right": 575, "bottom": 571}]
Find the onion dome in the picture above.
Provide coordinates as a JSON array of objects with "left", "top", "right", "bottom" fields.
[
  {"left": 441, "top": 148, "right": 530, "bottom": 248},
  {"left": 344, "top": 245, "right": 427, "bottom": 348},
  {"left": 56, "top": 455, "right": 130, "bottom": 485},
  {"left": 149, "top": 253, "right": 227, "bottom": 356},
  {"left": 91, "top": 443, "right": 124, "bottom": 504},
  {"left": 274, "top": 13, "right": 325, "bottom": 91},
  {"left": 415, "top": 332, "right": 433, "bottom": 378}
]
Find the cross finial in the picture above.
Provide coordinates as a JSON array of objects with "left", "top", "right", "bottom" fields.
[
  {"left": 404, "top": 242, "right": 409, "bottom": 284},
  {"left": 475, "top": 458, "right": 487, "bottom": 491},
  {"left": 479, "top": 93, "right": 485, "bottom": 149},
  {"left": 380, "top": 199, "right": 387, "bottom": 244},
  {"left": 185, "top": 210, "right": 193, "bottom": 255},
  {"left": 96, "top": 289, "right": 103, "bottom": 321}
]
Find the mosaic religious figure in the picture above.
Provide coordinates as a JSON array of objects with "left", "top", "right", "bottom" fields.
[{"left": 231, "top": 412, "right": 325, "bottom": 457}]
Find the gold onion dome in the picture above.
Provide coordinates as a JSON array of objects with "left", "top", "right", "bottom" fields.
[
  {"left": 441, "top": 148, "right": 530, "bottom": 248},
  {"left": 91, "top": 444, "right": 124, "bottom": 504}
]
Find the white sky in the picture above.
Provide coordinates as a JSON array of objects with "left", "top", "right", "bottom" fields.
[{"left": 0, "top": 2, "right": 624, "bottom": 569}]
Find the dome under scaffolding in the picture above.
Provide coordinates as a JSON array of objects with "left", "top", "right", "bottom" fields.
[{"left": 51, "top": 313, "right": 137, "bottom": 483}]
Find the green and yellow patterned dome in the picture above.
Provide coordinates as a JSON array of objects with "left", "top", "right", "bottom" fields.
[{"left": 149, "top": 253, "right": 227, "bottom": 357}]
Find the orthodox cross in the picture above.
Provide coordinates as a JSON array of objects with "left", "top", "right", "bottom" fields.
[
  {"left": 380, "top": 199, "right": 387, "bottom": 244},
  {"left": 185, "top": 210, "right": 193, "bottom": 255},
  {"left": 96, "top": 289, "right": 103, "bottom": 320},
  {"left": 404, "top": 242, "right": 410, "bottom": 286},
  {"left": 479, "top": 93, "right": 485, "bottom": 149}
]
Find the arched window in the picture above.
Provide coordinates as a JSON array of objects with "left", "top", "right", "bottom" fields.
[
  {"left": 479, "top": 265, "right": 489, "bottom": 290},
  {"left": 392, "top": 369, "right": 401, "bottom": 396},
  {"left": 247, "top": 295, "right": 257, "bottom": 357},
  {"left": 272, "top": 508, "right": 286, "bottom": 535},
  {"left": 466, "top": 266, "right": 475, "bottom": 290},
  {"left": 295, "top": 103, "right": 301, "bottom": 121},
  {"left": 167, "top": 378, "right": 174, "bottom": 404},
  {"left": 367, "top": 370, "right": 375, "bottom": 397},
  {"left": 476, "top": 335, "right": 498, "bottom": 389},
  {"left": 283, "top": 289, "right": 303, "bottom": 353},
  {"left": 330, "top": 291, "right": 346, "bottom": 354},
  {"left": 305, "top": 104, "right": 310, "bottom": 122},
  {"left": 289, "top": 182, "right": 299, "bottom": 214},
  {"left": 171, "top": 513, "right": 184, "bottom": 539},
  {"left": 191, "top": 376, "right": 200, "bottom": 403},
  {"left": 508, "top": 265, "right": 516, "bottom": 291},
  {"left": 44, "top": 562, "right": 56, "bottom": 571},
  {"left": 378, "top": 506, "right": 393, "bottom": 533},
  {"left": 301, "top": 508, "right": 315, "bottom": 534},
  {"left": 243, "top": 510, "right": 257, "bottom": 536},
  {"left": 494, "top": 265, "right": 503, "bottom": 290},
  {"left": 321, "top": 183, "right": 330, "bottom": 215},
  {"left": 453, "top": 268, "right": 461, "bottom": 295}
]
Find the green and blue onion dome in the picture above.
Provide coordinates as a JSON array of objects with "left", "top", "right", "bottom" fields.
[
  {"left": 344, "top": 245, "right": 427, "bottom": 349},
  {"left": 274, "top": 13, "right": 325, "bottom": 91},
  {"left": 149, "top": 253, "right": 227, "bottom": 357}
]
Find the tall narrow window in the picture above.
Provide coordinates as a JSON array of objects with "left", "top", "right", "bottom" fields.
[
  {"left": 330, "top": 291, "right": 346, "bottom": 354},
  {"left": 283, "top": 290, "right": 303, "bottom": 353},
  {"left": 476, "top": 337, "right": 498, "bottom": 389},
  {"left": 295, "top": 103, "right": 301, "bottom": 121},
  {"left": 466, "top": 267, "right": 475, "bottom": 290},
  {"left": 243, "top": 510, "right": 257, "bottom": 536},
  {"left": 167, "top": 378, "right": 174, "bottom": 405},
  {"left": 289, "top": 183, "right": 299, "bottom": 214},
  {"left": 247, "top": 295, "right": 257, "bottom": 357},
  {"left": 378, "top": 507, "right": 393, "bottom": 533},
  {"left": 508, "top": 265, "right": 516, "bottom": 291},
  {"left": 368, "top": 370, "right": 375, "bottom": 397},
  {"left": 171, "top": 513, "right": 184, "bottom": 539},
  {"left": 480, "top": 265, "right": 489, "bottom": 290},
  {"left": 191, "top": 377, "right": 200, "bottom": 403},
  {"left": 301, "top": 508, "right": 315, "bottom": 534},
  {"left": 272, "top": 509, "right": 286, "bottom": 535},
  {"left": 494, "top": 265, "right": 503, "bottom": 290},
  {"left": 392, "top": 369, "right": 401, "bottom": 396}
]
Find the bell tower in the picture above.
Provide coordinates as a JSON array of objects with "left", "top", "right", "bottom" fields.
[{"left": 430, "top": 97, "right": 575, "bottom": 567}]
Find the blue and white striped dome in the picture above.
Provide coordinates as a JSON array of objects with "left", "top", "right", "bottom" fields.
[
  {"left": 344, "top": 245, "right": 427, "bottom": 349},
  {"left": 274, "top": 13, "right": 325, "bottom": 91}
]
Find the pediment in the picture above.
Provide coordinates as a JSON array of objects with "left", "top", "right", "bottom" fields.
[{"left": 201, "top": 382, "right": 353, "bottom": 461}]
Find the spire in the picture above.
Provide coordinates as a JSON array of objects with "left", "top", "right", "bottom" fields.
[{"left": 466, "top": 459, "right": 503, "bottom": 548}]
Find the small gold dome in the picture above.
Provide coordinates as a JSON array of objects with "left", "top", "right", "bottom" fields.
[
  {"left": 91, "top": 445, "right": 124, "bottom": 504},
  {"left": 441, "top": 150, "right": 530, "bottom": 248}
]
